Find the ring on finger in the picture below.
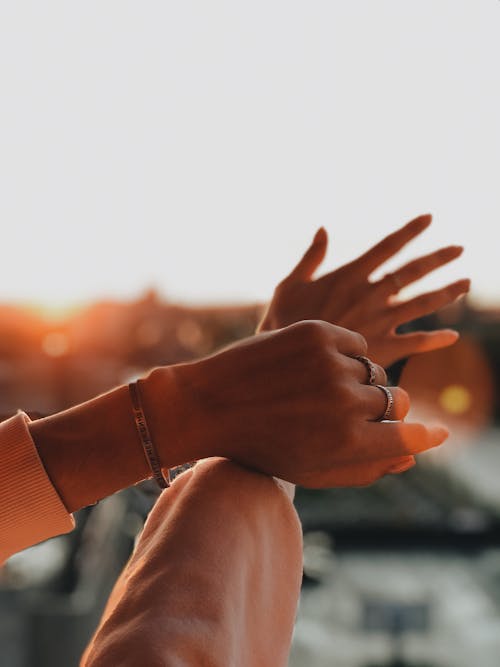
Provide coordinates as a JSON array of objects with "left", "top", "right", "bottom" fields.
[
  {"left": 374, "top": 384, "right": 394, "bottom": 421},
  {"left": 354, "top": 355, "right": 377, "bottom": 385}
]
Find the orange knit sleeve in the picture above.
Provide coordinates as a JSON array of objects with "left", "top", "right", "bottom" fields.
[{"left": 0, "top": 412, "right": 74, "bottom": 564}]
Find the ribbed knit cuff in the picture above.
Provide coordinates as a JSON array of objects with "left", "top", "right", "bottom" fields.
[{"left": 0, "top": 412, "right": 75, "bottom": 564}]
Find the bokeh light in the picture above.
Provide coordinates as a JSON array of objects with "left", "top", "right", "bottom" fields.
[{"left": 439, "top": 384, "right": 472, "bottom": 416}]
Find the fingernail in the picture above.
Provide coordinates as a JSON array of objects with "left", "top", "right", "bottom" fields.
[{"left": 389, "top": 461, "right": 415, "bottom": 474}]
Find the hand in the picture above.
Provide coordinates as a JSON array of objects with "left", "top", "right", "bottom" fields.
[
  {"left": 148, "top": 320, "right": 448, "bottom": 488},
  {"left": 259, "top": 214, "right": 470, "bottom": 367}
]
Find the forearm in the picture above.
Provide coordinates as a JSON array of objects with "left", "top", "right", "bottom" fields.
[
  {"left": 82, "top": 459, "right": 303, "bottom": 667},
  {"left": 29, "top": 367, "right": 197, "bottom": 514}
]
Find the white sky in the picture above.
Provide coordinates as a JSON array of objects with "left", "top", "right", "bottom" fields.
[{"left": 0, "top": 1, "right": 498, "bottom": 309}]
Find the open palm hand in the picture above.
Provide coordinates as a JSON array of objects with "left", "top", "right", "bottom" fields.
[{"left": 260, "top": 214, "right": 469, "bottom": 367}]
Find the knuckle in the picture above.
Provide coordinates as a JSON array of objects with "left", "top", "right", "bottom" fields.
[
  {"left": 302, "top": 319, "right": 336, "bottom": 349},
  {"left": 283, "top": 319, "right": 314, "bottom": 345},
  {"left": 274, "top": 279, "right": 288, "bottom": 294},
  {"left": 353, "top": 331, "right": 368, "bottom": 354},
  {"left": 295, "top": 319, "right": 324, "bottom": 339}
]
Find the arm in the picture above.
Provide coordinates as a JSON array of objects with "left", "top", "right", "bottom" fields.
[
  {"left": 29, "top": 370, "right": 190, "bottom": 513},
  {"left": 81, "top": 459, "right": 303, "bottom": 667},
  {"left": 2, "top": 320, "right": 447, "bottom": 561}
]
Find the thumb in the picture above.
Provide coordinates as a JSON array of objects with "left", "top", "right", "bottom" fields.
[{"left": 286, "top": 227, "right": 328, "bottom": 283}]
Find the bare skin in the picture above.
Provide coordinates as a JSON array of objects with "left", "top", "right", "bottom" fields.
[
  {"left": 259, "top": 214, "right": 470, "bottom": 367},
  {"left": 30, "top": 214, "right": 462, "bottom": 510},
  {"left": 31, "top": 319, "right": 446, "bottom": 510}
]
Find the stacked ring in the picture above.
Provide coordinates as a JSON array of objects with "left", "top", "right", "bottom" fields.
[
  {"left": 374, "top": 384, "right": 394, "bottom": 421},
  {"left": 355, "top": 355, "right": 377, "bottom": 385}
]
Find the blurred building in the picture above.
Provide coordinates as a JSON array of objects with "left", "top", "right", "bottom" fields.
[
  {"left": 2, "top": 295, "right": 500, "bottom": 667},
  {"left": 0, "top": 291, "right": 261, "bottom": 417}
]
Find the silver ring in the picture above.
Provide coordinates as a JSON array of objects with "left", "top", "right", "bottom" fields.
[
  {"left": 374, "top": 384, "right": 394, "bottom": 421},
  {"left": 355, "top": 355, "right": 377, "bottom": 385}
]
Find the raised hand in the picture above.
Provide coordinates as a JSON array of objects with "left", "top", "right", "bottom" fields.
[
  {"left": 148, "top": 320, "right": 448, "bottom": 488},
  {"left": 259, "top": 214, "right": 470, "bottom": 367}
]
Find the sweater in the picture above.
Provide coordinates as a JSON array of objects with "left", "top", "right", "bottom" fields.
[
  {"left": 0, "top": 412, "right": 74, "bottom": 564},
  {"left": 0, "top": 414, "right": 303, "bottom": 666}
]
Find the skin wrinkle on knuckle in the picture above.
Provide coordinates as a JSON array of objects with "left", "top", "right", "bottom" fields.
[{"left": 297, "top": 319, "right": 326, "bottom": 346}]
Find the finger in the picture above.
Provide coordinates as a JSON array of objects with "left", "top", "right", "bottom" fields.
[
  {"left": 342, "top": 455, "right": 416, "bottom": 482},
  {"left": 291, "top": 319, "right": 368, "bottom": 357},
  {"left": 390, "top": 278, "right": 470, "bottom": 325},
  {"left": 361, "top": 421, "right": 449, "bottom": 459},
  {"left": 392, "top": 329, "right": 459, "bottom": 358},
  {"left": 285, "top": 227, "right": 328, "bottom": 284},
  {"left": 300, "top": 455, "right": 416, "bottom": 489},
  {"left": 353, "top": 214, "right": 432, "bottom": 277},
  {"left": 376, "top": 245, "right": 463, "bottom": 295},
  {"left": 326, "top": 324, "right": 368, "bottom": 357},
  {"left": 346, "top": 355, "right": 387, "bottom": 386},
  {"left": 359, "top": 384, "right": 410, "bottom": 422}
]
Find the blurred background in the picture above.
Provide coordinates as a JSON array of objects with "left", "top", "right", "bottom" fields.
[{"left": 1, "top": 1, "right": 499, "bottom": 666}]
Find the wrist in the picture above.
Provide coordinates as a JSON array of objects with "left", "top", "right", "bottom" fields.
[
  {"left": 139, "top": 364, "right": 210, "bottom": 470},
  {"left": 30, "top": 363, "right": 207, "bottom": 513},
  {"left": 31, "top": 385, "right": 151, "bottom": 513}
]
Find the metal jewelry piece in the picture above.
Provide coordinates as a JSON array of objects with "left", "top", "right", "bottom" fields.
[
  {"left": 129, "top": 380, "right": 171, "bottom": 489},
  {"left": 374, "top": 384, "right": 394, "bottom": 421},
  {"left": 355, "top": 355, "right": 377, "bottom": 385}
]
